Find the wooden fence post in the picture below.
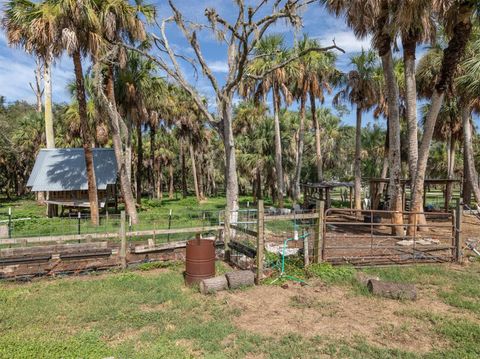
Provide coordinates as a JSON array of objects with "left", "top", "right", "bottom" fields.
[
  {"left": 455, "top": 199, "right": 463, "bottom": 262},
  {"left": 224, "top": 207, "right": 231, "bottom": 262},
  {"left": 313, "top": 200, "right": 325, "bottom": 263},
  {"left": 120, "top": 210, "right": 127, "bottom": 269},
  {"left": 256, "top": 200, "right": 265, "bottom": 284}
]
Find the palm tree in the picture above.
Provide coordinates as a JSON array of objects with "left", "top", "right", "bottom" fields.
[
  {"left": 291, "top": 35, "right": 338, "bottom": 201},
  {"left": 457, "top": 26, "right": 480, "bottom": 206},
  {"left": 323, "top": 0, "right": 404, "bottom": 232},
  {"left": 3, "top": 0, "right": 56, "bottom": 149},
  {"left": 246, "top": 35, "right": 297, "bottom": 208},
  {"left": 334, "top": 49, "right": 378, "bottom": 214},
  {"left": 392, "top": 1, "right": 440, "bottom": 179},
  {"left": 92, "top": 0, "right": 152, "bottom": 224}
]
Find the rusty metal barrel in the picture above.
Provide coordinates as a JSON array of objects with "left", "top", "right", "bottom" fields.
[{"left": 185, "top": 238, "right": 215, "bottom": 285}]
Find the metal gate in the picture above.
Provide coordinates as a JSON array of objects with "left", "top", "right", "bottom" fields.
[{"left": 322, "top": 208, "right": 457, "bottom": 266}]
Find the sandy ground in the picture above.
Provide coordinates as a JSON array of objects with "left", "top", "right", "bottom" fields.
[{"left": 217, "top": 276, "right": 474, "bottom": 353}]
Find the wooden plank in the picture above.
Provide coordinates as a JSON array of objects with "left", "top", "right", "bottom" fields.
[
  {"left": 263, "top": 212, "right": 319, "bottom": 222},
  {"left": 0, "top": 226, "right": 223, "bottom": 245}
]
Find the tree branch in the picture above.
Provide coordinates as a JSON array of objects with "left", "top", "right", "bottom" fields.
[{"left": 245, "top": 42, "right": 345, "bottom": 80}]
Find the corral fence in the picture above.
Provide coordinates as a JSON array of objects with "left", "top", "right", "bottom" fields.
[
  {"left": 0, "top": 200, "right": 465, "bottom": 280},
  {"left": 322, "top": 208, "right": 460, "bottom": 266}
]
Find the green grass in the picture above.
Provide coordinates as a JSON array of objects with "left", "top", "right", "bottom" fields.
[{"left": 0, "top": 262, "right": 479, "bottom": 358}]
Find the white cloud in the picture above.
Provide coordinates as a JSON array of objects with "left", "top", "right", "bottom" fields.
[
  {"left": 314, "top": 31, "right": 371, "bottom": 53},
  {"left": 208, "top": 60, "right": 228, "bottom": 73}
]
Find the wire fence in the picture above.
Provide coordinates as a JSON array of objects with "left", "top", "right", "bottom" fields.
[{"left": 0, "top": 208, "right": 228, "bottom": 248}]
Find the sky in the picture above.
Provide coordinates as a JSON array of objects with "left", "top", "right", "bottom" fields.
[{"left": 0, "top": 0, "right": 405, "bottom": 128}]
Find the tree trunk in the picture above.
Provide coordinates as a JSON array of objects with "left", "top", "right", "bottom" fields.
[
  {"left": 198, "top": 152, "right": 206, "bottom": 200},
  {"left": 220, "top": 98, "right": 239, "bottom": 215},
  {"left": 354, "top": 106, "right": 362, "bottom": 214},
  {"left": 256, "top": 169, "right": 262, "bottom": 200},
  {"left": 33, "top": 58, "right": 43, "bottom": 113},
  {"left": 381, "top": 49, "right": 403, "bottom": 235},
  {"left": 272, "top": 84, "right": 285, "bottom": 208},
  {"left": 410, "top": 0, "right": 474, "bottom": 229},
  {"left": 448, "top": 138, "right": 456, "bottom": 179},
  {"left": 73, "top": 50, "right": 99, "bottom": 225},
  {"left": 293, "top": 93, "right": 307, "bottom": 202},
  {"left": 150, "top": 124, "right": 156, "bottom": 197},
  {"left": 199, "top": 275, "right": 228, "bottom": 294},
  {"left": 168, "top": 163, "right": 174, "bottom": 199},
  {"left": 189, "top": 138, "right": 201, "bottom": 202},
  {"left": 103, "top": 65, "right": 138, "bottom": 224},
  {"left": 462, "top": 106, "right": 480, "bottom": 206},
  {"left": 180, "top": 141, "right": 188, "bottom": 198},
  {"left": 44, "top": 57, "right": 55, "bottom": 149},
  {"left": 367, "top": 279, "right": 417, "bottom": 301},
  {"left": 463, "top": 139, "right": 473, "bottom": 205},
  {"left": 136, "top": 121, "right": 143, "bottom": 205},
  {"left": 125, "top": 114, "right": 133, "bottom": 184},
  {"left": 311, "top": 93, "right": 323, "bottom": 182},
  {"left": 225, "top": 270, "right": 255, "bottom": 289},
  {"left": 402, "top": 35, "right": 419, "bottom": 179}
]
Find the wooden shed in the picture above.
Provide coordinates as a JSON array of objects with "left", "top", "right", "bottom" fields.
[{"left": 27, "top": 148, "right": 118, "bottom": 216}]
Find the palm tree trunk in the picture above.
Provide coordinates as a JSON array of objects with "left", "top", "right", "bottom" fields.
[
  {"left": 73, "top": 50, "right": 99, "bottom": 225},
  {"left": 381, "top": 49, "right": 403, "bottom": 235},
  {"left": 462, "top": 106, "right": 480, "bottom": 205},
  {"left": 293, "top": 93, "right": 307, "bottom": 201},
  {"left": 272, "top": 83, "right": 285, "bottom": 208},
  {"left": 410, "top": 2, "right": 474, "bottom": 228},
  {"left": 168, "top": 163, "right": 174, "bottom": 199},
  {"left": 103, "top": 65, "right": 138, "bottom": 224},
  {"left": 402, "top": 35, "right": 419, "bottom": 179},
  {"left": 463, "top": 140, "right": 473, "bottom": 205},
  {"left": 44, "top": 56, "right": 55, "bottom": 149},
  {"left": 446, "top": 134, "right": 456, "bottom": 180},
  {"left": 150, "top": 124, "right": 156, "bottom": 197},
  {"left": 354, "top": 106, "right": 362, "bottom": 214},
  {"left": 189, "top": 137, "right": 201, "bottom": 202},
  {"left": 136, "top": 121, "right": 143, "bottom": 204},
  {"left": 125, "top": 114, "right": 133, "bottom": 183},
  {"left": 311, "top": 92, "right": 323, "bottom": 182}
]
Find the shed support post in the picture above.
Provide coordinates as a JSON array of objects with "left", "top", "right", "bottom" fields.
[
  {"left": 256, "top": 200, "right": 265, "bottom": 284},
  {"left": 120, "top": 210, "right": 127, "bottom": 269},
  {"left": 314, "top": 200, "right": 325, "bottom": 263}
]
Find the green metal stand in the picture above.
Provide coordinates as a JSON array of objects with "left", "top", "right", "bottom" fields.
[{"left": 271, "top": 232, "right": 310, "bottom": 284}]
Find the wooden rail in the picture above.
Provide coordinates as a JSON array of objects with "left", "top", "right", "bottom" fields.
[
  {"left": 0, "top": 225, "right": 223, "bottom": 246},
  {"left": 263, "top": 212, "right": 319, "bottom": 222}
]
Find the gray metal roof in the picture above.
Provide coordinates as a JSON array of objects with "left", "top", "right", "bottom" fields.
[{"left": 27, "top": 148, "right": 117, "bottom": 192}]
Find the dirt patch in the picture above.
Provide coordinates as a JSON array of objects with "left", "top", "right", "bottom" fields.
[
  {"left": 139, "top": 300, "right": 173, "bottom": 312},
  {"left": 218, "top": 281, "right": 456, "bottom": 353}
]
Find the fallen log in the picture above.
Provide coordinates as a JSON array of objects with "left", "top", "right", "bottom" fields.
[
  {"left": 367, "top": 279, "right": 417, "bottom": 301},
  {"left": 199, "top": 275, "right": 228, "bottom": 294},
  {"left": 225, "top": 270, "right": 255, "bottom": 290},
  {"left": 355, "top": 272, "right": 380, "bottom": 286}
]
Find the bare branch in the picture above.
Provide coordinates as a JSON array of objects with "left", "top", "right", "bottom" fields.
[
  {"left": 245, "top": 43, "right": 345, "bottom": 80},
  {"left": 169, "top": 1, "right": 224, "bottom": 100}
]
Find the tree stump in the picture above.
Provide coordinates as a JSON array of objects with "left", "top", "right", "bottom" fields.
[
  {"left": 199, "top": 275, "right": 228, "bottom": 294},
  {"left": 367, "top": 279, "right": 417, "bottom": 301},
  {"left": 225, "top": 270, "right": 255, "bottom": 289}
]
